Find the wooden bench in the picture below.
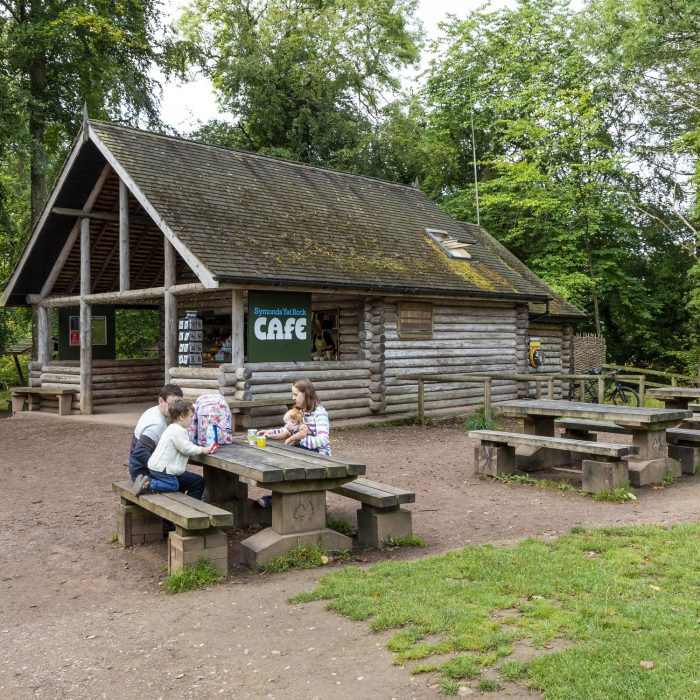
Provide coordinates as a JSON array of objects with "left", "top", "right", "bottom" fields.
[
  {"left": 10, "top": 386, "right": 76, "bottom": 416},
  {"left": 666, "top": 428, "right": 700, "bottom": 474},
  {"left": 332, "top": 478, "right": 415, "bottom": 548},
  {"left": 112, "top": 480, "right": 233, "bottom": 573},
  {"left": 469, "top": 430, "right": 639, "bottom": 494}
]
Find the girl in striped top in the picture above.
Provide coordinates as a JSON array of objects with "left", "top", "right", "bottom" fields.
[{"left": 261, "top": 378, "right": 331, "bottom": 456}]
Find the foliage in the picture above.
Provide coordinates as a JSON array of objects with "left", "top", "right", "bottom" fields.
[
  {"left": 463, "top": 407, "right": 501, "bottom": 431},
  {"left": 115, "top": 309, "right": 160, "bottom": 359},
  {"left": 419, "top": 0, "right": 696, "bottom": 368},
  {"left": 491, "top": 473, "right": 579, "bottom": 493},
  {"left": 383, "top": 534, "right": 427, "bottom": 548},
  {"left": 326, "top": 516, "right": 357, "bottom": 538},
  {"left": 175, "top": 0, "right": 422, "bottom": 174},
  {"left": 593, "top": 484, "right": 637, "bottom": 503},
  {"left": 294, "top": 523, "right": 700, "bottom": 697},
  {"left": 261, "top": 543, "right": 332, "bottom": 573},
  {"left": 163, "top": 559, "right": 225, "bottom": 594}
]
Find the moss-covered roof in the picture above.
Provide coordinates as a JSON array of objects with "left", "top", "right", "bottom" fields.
[{"left": 3, "top": 121, "right": 585, "bottom": 319}]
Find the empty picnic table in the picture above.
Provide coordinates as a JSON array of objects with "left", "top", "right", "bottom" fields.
[
  {"left": 646, "top": 387, "right": 700, "bottom": 411},
  {"left": 497, "top": 399, "right": 691, "bottom": 486},
  {"left": 190, "top": 440, "right": 365, "bottom": 568}
]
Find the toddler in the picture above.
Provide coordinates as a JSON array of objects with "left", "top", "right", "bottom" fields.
[
  {"left": 134, "top": 399, "right": 214, "bottom": 499},
  {"left": 259, "top": 408, "right": 309, "bottom": 446}
]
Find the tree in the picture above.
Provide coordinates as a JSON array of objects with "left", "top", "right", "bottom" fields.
[
  {"left": 418, "top": 0, "right": 695, "bottom": 367},
  {"left": 0, "top": 0, "right": 165, "bottom": 222},
  {"left": 174, "top": 0, "right": 422, "bottom": 169}
]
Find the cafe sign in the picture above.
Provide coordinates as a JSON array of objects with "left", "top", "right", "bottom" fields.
[{"left": 247, "top": 291, "right": 311, "bottom": 362}]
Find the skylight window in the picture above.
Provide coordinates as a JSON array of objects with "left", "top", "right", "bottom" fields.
[{"left": 426, "top": 229, "right": 472, "bottom": 259}]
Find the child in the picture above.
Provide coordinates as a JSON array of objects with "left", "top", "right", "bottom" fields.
[
  {"left": 134, "top": 399, "right": 215, "bottom": 498},
  {"left": 259, "top": 408, "right": 309, "bottom": 446}
]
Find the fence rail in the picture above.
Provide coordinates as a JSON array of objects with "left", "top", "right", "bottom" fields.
[{"left": 398, "top": 372, "right": 646, "bottom": 426}]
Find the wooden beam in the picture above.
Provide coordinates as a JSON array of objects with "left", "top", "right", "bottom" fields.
[
  {"left": 80, "top": 217, "right": 93, "bottom": 414},
  {"left": 119, "top": 179, "right": 130, "bottom": 291},
  {"left": 36, "top": 306, "right": 51, "bottom": 366},
  {"left": 28, "top": 282, "right": 213, "bottom": 308},
  {"left": 231, "top": 289, "right": 245, "bottom": 367},
  {"left": 52, "top": 206, "right": 149, "bottom": 226},
  {"left": 164, "top": 239, "right": 177, "bottom": 383},
  {"left": 40, "top": 164, "right": 112, "bottom": 298}
]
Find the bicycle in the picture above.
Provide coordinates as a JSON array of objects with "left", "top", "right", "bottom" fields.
[{"left": 571, "top": 368, "right": 640, "bottom": 406}]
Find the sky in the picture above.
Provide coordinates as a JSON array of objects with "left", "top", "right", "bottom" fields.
[{"left": 159, "top": 0, "right": 512, "bottom": 131}]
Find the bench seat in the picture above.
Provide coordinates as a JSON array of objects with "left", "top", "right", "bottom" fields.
[
  {"left": 666, "top": 429, "right": 700, "bottom": 474},
  {"left": 469, "top": 430, "right": 638, "bottom": 493},
  {"left": 112, "top": 480, "right": 233, "bottom": 573},
  {"left": 331, "top": 478, "right": 415, "bottom": 548},
  {"left": 10, "top": 386, "right": 76, "bottom": 416}
]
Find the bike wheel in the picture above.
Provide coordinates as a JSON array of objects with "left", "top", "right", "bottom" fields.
[{"left": 611, "top": 387, "right": 639, "bottom": 407}]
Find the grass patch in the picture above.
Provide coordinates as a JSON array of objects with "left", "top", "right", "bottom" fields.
[
  {"left": 492, "top": 473, "right": 579, "bottom": 493},
  {"left": 383, "top": 534, "right": 427, "bottom": 548},
  {"left": 163, "top": 560, "right": 224, "bottom": 594},
  {"left": 261, "top": 543, "right": 349, "bottom": 573},
  {"left": 593, "top": 484, "right": 637, "bottom": 502},
  {"left": 463, "top": 407, "right": 501, "bottom": 431},
  {"left": 327, "top": 515, "right": 357, "bottom": 538},
  {"left": 477, "top": 678, "right": 502, "bottom": 691},
  {"left": 109, "top": 532, "right": 118, "bottom": 544},
  {"left": 661, "top": 473, "right": 678, "bottom": 487},
  {"left": 293, "top": 523, "right": 700, "bottom": 698}
]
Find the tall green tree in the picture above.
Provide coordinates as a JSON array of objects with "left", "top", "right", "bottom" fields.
[
  {"left": 175, "top": 0, "right": 422, "bottom": 169},
  {"left": 0, "top": 0, "right": 165, "bottom": 222},
  {"left": 419, "top": 0, "right": 695, "bottom": 366}
]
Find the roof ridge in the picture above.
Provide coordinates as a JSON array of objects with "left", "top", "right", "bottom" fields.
[{"left": 87, "top": 119, "right": 422, "bottom": 194}]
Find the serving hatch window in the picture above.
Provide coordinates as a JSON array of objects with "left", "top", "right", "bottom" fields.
[{"left": 398, "top": 303, "right": 433, "bottom": 339}]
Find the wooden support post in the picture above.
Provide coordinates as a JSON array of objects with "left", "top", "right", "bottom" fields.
[
  {"left": 578, "top": 379, "right": 585, "bottom": 402},
  {"left": 547, "top": 377, "right": 554, "bottom": 399},
  {"left": 119, "top": 179, "right": 130, "bottom": 292},
  {"left": 418, "top": 378, "right": 425, "bottom": 426},
  {"left": 535, "top": 381, "right": 542, "bottom": 399},
  {"left": 164, "top": 239, "right": 177, "bottom": 383},
  {"left": 671, "top": 376, "right": 678, "bottom": 387},
  {"left": 231, "top": 289, "right": 245, "bottom": 368},
  {"left": 597, "top": 376, "right": 605, "bottom": 404},
  {"left": 638, "top": 375, "right": 645, "bottom": 406},
  {"left": 36, "top": 306, "right": 51, "bottom": 367},
  {"left": 483, "top": 377, "right": 492, "bottom": 423},
  {"left": 80, "top": 217, "right": 93, "bottom": 414}
]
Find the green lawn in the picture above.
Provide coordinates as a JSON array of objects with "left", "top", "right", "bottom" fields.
[{"left": 293, "top": 523, "right": 700, "bottom": 698}]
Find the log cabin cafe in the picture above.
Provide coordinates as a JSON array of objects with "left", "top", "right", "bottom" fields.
[{"left": 2, "top": 119, "right": 584, "bottom": 426}]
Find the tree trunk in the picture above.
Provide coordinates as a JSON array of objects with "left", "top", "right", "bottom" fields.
[{"left": 29, "top": 53, "right": 47, "bottom": 222}]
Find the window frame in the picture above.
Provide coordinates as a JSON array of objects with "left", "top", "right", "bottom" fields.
[{"left": 397, "top": 302, "right": 433, "bottom": 340}]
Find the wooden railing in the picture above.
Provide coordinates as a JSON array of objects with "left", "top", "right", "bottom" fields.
[
  {"left": 399, "top": 372, "right": 646, "bottom": 426},
  {"left": 602, "top": 364, "right": 700, "bottom": 388}
]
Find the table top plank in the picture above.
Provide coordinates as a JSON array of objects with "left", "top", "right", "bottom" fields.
[
  {"left": 647, "top": 387, "right": 700, "bottom": 398},
  {"left": 498, "top": 399, "right": 690, "bottom": 426}
]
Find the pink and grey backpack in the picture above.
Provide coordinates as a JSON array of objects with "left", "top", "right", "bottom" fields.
[{"left": 190, "top": 393, "right": 233, "bottom": 447}]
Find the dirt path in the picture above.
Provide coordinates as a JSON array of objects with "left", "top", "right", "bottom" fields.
[{"left": 1, "top": 413, "right": 698, "bottom": 699}]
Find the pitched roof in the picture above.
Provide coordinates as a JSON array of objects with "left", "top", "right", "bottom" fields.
[{"left": 3, "top": 120, "right": 585, "bottom": 318}]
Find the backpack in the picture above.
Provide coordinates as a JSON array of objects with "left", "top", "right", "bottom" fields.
[{"left": 190, "top": 393, "right": 233, "bottom": 447}]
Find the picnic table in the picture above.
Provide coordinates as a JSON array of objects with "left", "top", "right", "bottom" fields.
[
  {"left": 190, "top": 439, "right": 365, "bottom": 568},
  {"left": 497, "top": 399, "right": 690, "bottom": 486},
  {"left": 646, "top": 386, "right": 700, "bottom": 410}
]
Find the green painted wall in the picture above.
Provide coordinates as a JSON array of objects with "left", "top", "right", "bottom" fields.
[{"left": 57, "top": 306, "right": 116, "bottom": 360}]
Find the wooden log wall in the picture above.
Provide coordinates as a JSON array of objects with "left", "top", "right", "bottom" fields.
[
  {"left": 244, "top": 360, "right": 371, "bottom": 426},
  {"left": 359, "top": 297, "right": 386, "bottom": 412},
  {"left": 384, "top": 300, "right": 520, "bottom": 416},
  {"left": 35, "top": 359, "right": 164, "bottom": 413},
  {"left": 527, "top": 322, "right": 565, "bottom": 398},
  {"left": 168, "top": 364, "right": 252, "bottom": 401}
]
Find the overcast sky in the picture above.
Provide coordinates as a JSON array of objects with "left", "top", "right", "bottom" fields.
[{"left": 160, "top": 0, "right": 512, "bottom": 130}]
